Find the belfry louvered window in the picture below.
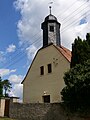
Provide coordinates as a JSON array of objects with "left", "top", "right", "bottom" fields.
[{"left": 50, "top": 26, "right": 54, "bottom": 32}]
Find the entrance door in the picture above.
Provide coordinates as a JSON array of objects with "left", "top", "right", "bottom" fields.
[
  {"left": 4, "top": 99, "right": 10, "bottom": 117},
  {"left": 43, "top": 95, "right": 50, "bottom": 103}
]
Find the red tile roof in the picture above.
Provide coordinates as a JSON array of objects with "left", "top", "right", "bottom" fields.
[{"left": 54, "top": 45, "right": 71, "bottom": 62}]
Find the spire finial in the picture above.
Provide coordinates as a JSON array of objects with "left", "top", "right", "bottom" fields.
[
  {"left": 49, "top": 1, "right": 53, "bottom": 15},
  {"left": 49, "top": 6, "right": 52, "bottom": 14}
]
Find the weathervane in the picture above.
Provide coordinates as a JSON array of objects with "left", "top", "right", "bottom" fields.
[{"left": 49, "top": 1, "right": 53, "bottom": 14}]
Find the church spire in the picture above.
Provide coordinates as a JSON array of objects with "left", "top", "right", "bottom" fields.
[
  {"left": 49, "top": 6, "right": 52, "bottom": 15},
  {"left": 49, "top": 1, "right": 53, "bottom": 15}
]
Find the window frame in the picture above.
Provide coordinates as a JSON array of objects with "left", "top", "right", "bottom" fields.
[
  {"left": 49, "top": 25, "right": 54, "bottom": 32},
  {"left": 40, "top": 66, "right": 44, "bottom": 75},
  {"left": 47, "top": 64, "right": 52, "bottom": 73}
]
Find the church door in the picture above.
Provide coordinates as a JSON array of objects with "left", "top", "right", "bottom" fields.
[
  {"left": 4, "top": 99, "right": 10, "bottom": 117},
  {"left": 43, "top": 95, "right": 50, "bottom": 103}
]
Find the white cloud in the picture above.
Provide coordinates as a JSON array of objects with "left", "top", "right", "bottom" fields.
[
  {"left": 9, "top": 74, "right": 23, "bottom": 84},
  {"left": 75, "top": 22, "right": 90, "bottom": 38},
  {"left": 8, "top": 74, "right": 24, "bottom": 101},
  {"left": 9, "top": 84, "right": 23, "bottom": 101},
  {"left": 6, "top": 44, "right": 16, "bottom": 53},
  {"left": 0, "top": 69, "right": 16, "bottom": 77},
  {"left": 0, "top": 51, "right": 5, "bottom": 62},
  {"left": 14, "top": 0, "right": 90, "bottom": 51},
  {"left": 26, "top": 45, "right": 37, "bottom": 60}
]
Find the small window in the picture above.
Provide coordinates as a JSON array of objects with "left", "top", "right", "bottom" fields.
[
  {"left": 40, "top": 66, "right": 44, "bottom": 75},
  {"left": 47, "top": 64, "right": 52, "bottom": 73},
  {"left": 50, "top": 26, "right": 54, "bottom": 32}
]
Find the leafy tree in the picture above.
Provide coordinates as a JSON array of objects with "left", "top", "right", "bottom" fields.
[
  {"left": 86, "top": 33, "right": 90, "bottom": 45},
  {"left": 2, "top": 79, "right": 12, "bottom": 97},
  {"left": 71, "top": 33, "right": 90, "bottom": 68},
  {"left": 61, "top": 59, "right": 90, "bottom": 110},
  {"left": 0, "top": 76, "right": 12, "bottom": 97},
  {"left": 0, "top": 77, "right": 3, "bottom": 97}
]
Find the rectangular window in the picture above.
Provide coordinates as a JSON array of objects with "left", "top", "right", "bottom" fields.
[
  {"left": 48, "top": 64, "right": 52, "bottom": 73},
  {"left": 50, "top": 26, "right": 54, "bottom": 32},
  {"left": 40, "top": 66, "right": 44, "bottom": 75}
]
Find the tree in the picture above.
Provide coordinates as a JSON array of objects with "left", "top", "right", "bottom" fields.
[
  {"left": 0, "top": 77, "right": 3, "bottom": 97},
  {"left": 86, "top": 33, "right": 90, "bottom": 45},
  {"left": 71, "top": 33, "right": 90, "bottom": 68},
  {"left": 61, "top": 59, "right": 90, "bottom": 110},
  {"left": 2, "top": 79, "right": 12, "bottom": 97}
]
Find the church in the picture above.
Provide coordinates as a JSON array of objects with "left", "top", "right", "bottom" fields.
[{"left": 22, "top": 9, "right": 71, "bottom": 103}]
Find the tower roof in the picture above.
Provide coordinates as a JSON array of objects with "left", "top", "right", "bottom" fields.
[{"left": 44, "top": 14, "right": 57, "bottom": 22}]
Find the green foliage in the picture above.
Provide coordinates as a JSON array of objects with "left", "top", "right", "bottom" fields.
[
  {"left": 0, "top": 77, "right": 12, "bottom": 97},
  {"left": 86, "top": 33, "right": 90, "bottom": 45},
  {"left": 2, "top": 79, "right": 12, "bottom": 97},
  {"left": 71, "top": 33, "right": 90, "bottom": 68},
  {"left": 61, "top": 59, "right": 90, "bottom": 110}
]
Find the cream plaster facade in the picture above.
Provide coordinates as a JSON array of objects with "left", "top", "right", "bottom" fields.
[
  {"left": 22, "top": 44, "right": 70, "bottom": 103},
  {"left": 0, "top": 99, "right": 5, "bottom": 117}
]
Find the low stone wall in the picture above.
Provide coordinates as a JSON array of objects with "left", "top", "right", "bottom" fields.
[{"left": 9, "top": 102, "right": 90, "bottom": 120}]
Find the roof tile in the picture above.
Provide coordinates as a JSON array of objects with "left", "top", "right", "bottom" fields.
[{"left": 54, "top": 45, "right": 71, "bottom": 62}]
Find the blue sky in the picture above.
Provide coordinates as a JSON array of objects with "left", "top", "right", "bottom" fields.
[
  {"left": 0, "top": 0, "right": 28, "bottom": 76},
  {"left": 0, "top": 0, "right": 19, "bottom": 49},
  {"left": 0, "top": 0, "right": 90, "bottom": 101},
  {"left": 0, "top": 0, "right": 27, "bottom": 99}
]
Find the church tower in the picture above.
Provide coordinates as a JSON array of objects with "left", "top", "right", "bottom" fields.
[{"left": 41, "top": 6, "right": 61, "bottom": 47}]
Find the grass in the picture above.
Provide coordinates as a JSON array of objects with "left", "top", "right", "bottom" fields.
[{"left": 0, "top": 118, "right": 15, "bottom": 120}]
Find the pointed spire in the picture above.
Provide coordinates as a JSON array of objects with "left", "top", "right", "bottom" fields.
[
  {"left": 49, "top": 6, "right": 52, "bottom": 14},
  {"left": 49, "top": 1, "right": 53, "bottom": 15}
]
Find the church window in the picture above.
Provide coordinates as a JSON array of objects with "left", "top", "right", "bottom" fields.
[
  {"left": 47, "top": 64, "right": 52, "bottom": 73},
  {"left": 50, "top": 25, "right": 54, "bottom": 32},
  {"left": 40, "top": 66, "right": 44, "bottom": 75}
]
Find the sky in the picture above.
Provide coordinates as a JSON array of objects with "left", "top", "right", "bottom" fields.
[{"left": 0, "top": 0, "right": 90, "bottom": 101}]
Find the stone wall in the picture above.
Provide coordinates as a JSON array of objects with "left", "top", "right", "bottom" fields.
[{"left": 9, "top": 102, "right": 90, "bottom": 120}]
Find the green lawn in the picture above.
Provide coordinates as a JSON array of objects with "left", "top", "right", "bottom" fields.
[{"left": 0, "top": 118, "right": 15, "bottom": 120}]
